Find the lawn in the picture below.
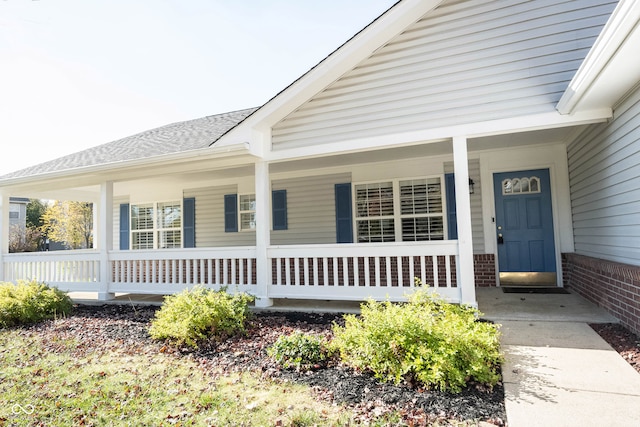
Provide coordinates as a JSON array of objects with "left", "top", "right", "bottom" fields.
[{"left": 0, "top": 328, "right": 359, "bottom": 426}]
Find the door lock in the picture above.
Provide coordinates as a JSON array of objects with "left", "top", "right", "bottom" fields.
[{"left": 497, "top": 233, "right": 504, "bottom": 245}]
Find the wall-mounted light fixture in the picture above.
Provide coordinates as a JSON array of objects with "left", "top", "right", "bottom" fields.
[{"left": 469, "top": 178, "right": 475, "bottom": 194}]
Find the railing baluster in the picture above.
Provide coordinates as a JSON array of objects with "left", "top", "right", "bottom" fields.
[
  {"left": 313, "top": 257, "right": 319, "bottom": 287},
  {"left": 433, "top": 256, "right": 439, "bottom": 287},
  {"left": 353, "top": 257, "right": 359, "bottom": 287}
]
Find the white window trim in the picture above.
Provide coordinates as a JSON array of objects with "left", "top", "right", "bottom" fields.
[
  {"left": 130, "top": 200, "right": 183, "bottom": 249},
  {"left": 238, "top": 193, "right": 257, "bottom": 232},
  {"left": 352, "top": 175, "right": 448, "bottom": 243}
]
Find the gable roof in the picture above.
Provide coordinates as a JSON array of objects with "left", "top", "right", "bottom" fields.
[{"left": 0, "top": 107, "right": 257, "bottom": 181}]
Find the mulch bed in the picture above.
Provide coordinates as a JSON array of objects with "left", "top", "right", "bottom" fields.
[
  {"left": 24, "top": 304, "right": 507, "bottom": 426},
  {"left": 21, "top": 304, "right": 640, "bottom": 426}
]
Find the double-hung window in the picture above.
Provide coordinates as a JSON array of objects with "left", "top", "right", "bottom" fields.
[
  {"left": 131, "top": 201, "right": 182, "bottom": 249},
  {"left": 354, "top": 177, "right": 444, "bottom": 243},
  {"left": 239, "top": 194, "right": 256, "bottom": 230},
  {"left": 399, "top": 178, "right": 444, "bottom": 241},
  {"left": 355, "top": 182, "right": 395, "bottom": 243}
]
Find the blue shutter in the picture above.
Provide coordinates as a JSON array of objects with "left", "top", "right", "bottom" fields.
[
  {"left": 272, "top": 190, "right": 287, "bottom": 230},
  {"left": 445, "top": 173, "right": 458, "bottom": 239},
  {"left": 183, "top": 197, "right": 195, "bottom": 248},
  {"left": 224, "top": 194, "right": 238, "bottom": 232},
  {"left": 119, "top": 203, "right": 130, "bottom": 250},
  {"left": 335, "top": 183, "right": 353, "bottom": 243}
]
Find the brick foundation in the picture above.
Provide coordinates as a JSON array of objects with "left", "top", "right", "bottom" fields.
[
  {"left": 474, "top": 254, "right": 496, "bottom": 287},
  {"left": 563, "top": 253, "right": 640, "bottom": 336}
]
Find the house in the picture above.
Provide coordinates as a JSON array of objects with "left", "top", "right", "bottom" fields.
[
  {"left": 1, "top": 0, "right": 639, "bottom": 335},
  {"left": 8, "top": 197, "right": 29, "bottom": 231}
]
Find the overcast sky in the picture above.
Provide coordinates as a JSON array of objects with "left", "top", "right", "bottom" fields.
[{"left": 0, "top": 0, "right": 397, "bottom": 175}]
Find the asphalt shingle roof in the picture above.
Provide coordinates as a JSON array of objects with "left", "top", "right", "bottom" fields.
[{"left": 0, "top": 107, "right": 258, "bottom": 180}]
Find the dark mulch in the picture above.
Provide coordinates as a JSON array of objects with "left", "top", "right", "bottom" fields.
[
  {"left": 23, "top": 304, "right": 640, "bottom": 425},
  {"left": 23, "top": 305, "right": 507, "bottom": 426}
]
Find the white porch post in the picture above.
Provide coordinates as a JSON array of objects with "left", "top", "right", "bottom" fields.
[
  {"left": 254, "top": 160, "right": 273, "bottom": 307},
  {"left": 452, "top": 136, "right": 477, "bottom": 306},
  {"left": 0, "top": 193, "right": 7, "bottom": 281},
  {"left": 98, "top": 181, "right": 114, "bottom": 301}
]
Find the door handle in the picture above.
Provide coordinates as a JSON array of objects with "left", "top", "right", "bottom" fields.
[{"left": 497, "top": 233, "right": 504, "bottom": 245}]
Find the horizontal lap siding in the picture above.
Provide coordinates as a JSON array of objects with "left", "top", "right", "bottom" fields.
[
  {"left": 184, "top": 185, "right": 256, "bottom": 248},
  {"left": 271, "top": 173, "right": 351, "bottom": 245},
  {"left": 567, "top": 85, "right": 640, "bottom": 266},
  {"left": 272, "top": 0, "right": 616, "bottom": 150}
]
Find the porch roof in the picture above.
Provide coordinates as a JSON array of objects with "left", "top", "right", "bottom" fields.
[{"left": 0, "top": 107, "right": 258, "bottom": 181}]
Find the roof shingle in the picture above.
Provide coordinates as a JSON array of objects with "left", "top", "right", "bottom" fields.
[{"left": 0, "top": 107, "right": 258, "bottom": 180}]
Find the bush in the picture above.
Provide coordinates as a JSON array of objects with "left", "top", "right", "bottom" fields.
[
  {"left": 268, "top": 332, "right": 332, "bottom": 371},
  {"left": 0, "top": 280, "right": 73, "bottom": 328},
  {"left": 331, "top": 288, "right": 503, "bottom": 393},
  {"left": 148, "top": 286, "right": 254, "bottom": 348}
]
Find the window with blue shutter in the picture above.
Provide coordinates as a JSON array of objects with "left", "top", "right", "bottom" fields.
[
  {"left": 224, "top": 194, "right": 238, "bottom": 232},
  {"left": 445, "top": 173, "right": 458, "bottom": 239},
  {"left": 335, "top": 183, "right": 353, "bottom": 243},
  {"left": 183, "top": 197, "right": 195, "bottom": 247},
  {"left": 119, "top": 203, "right": 130, "bottom": 250},
  {"left": 272, "top": 190, "right": 287, "bottom": 230}
]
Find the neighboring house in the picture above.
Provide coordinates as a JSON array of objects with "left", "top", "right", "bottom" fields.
[
  {"left": 0, "top": 0, "right": 639, "bottom": 334},
  {"left": 8, "top": 197, "right": 29, "bottom": 231}
]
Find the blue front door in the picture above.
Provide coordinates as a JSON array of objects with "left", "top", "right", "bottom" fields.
[{"left": 493, "top": 169, "right": 556, "bottom": 285}]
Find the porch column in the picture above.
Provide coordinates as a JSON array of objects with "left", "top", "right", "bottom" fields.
[
  {"left": 254, "top": 160, "right": 273, "bottom": 307},
  {"left": 452, "top": 136, "right": 477, "bottom": 306},
  {"left": 98, "top": 181, "right": 114, "bottom": 301},
  {"left": 0, "top": 193, "right": 7, "bottom": 281}
]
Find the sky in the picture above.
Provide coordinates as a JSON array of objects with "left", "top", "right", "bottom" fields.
[{"left": 0, "top": 0, "right": 398, "bottom": 175}]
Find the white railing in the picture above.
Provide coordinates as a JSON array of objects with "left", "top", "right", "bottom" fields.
[
  {"left": 108, "top": 247, "right": 257, "bottom": 295},
  {"left": 2, "top": 242, "right": 461, "bottom": 303},
  {"left": 3, "top": 250, "right": 101, "bottom": 292},
  {"left": 267, "top": 241, "right": 460, "bottom": 302}
]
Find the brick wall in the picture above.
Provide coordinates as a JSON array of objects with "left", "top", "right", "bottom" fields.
[
  {"left": 563, "top": 253, "right": 640, "bottom": 336},
  {"left": 474, "top": 254, "right": 496, "bottom": 287}
]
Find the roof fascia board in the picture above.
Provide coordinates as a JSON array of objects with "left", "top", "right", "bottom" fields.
[
  {"left": 557, "top": 0, "right": 640, "bottom": 114},
  {"left": 222, "top": 0, "right": 444, "bottom": 141},
  {"left": 265, "top": 109, "right": 612, "bottom": 162}
]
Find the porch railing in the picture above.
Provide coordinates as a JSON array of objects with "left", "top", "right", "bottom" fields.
[
  {"left": 109, "top": 247, "right": 257, "bottom": 294},
  {"left": 267, "top": 242, "right": 459, "bottom": 301},
  {"left": 3, "top": 250, "right": 101, "bottom": 292},
  {"left": 2, "top": 242, "right": 460, "bottom": 302}
]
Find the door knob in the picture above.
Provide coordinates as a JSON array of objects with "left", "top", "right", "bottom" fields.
[{"left": 497, "top": 233, "right": 504, "bottom": 244}]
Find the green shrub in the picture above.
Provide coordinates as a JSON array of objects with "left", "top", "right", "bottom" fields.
[
  {"left": 0, "top": 280, "right": 73, "bottom": 328},
  {"left": 268, "top": 332, "right": 332, "bottom": 371},
  {"left": 148, "top": 286, "right": 254, "bottom": 348},
  {"left": 331, "top": 288, "right": 503, "bottom": 393}
]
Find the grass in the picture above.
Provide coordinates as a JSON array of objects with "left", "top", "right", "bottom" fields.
[{"left": 0, "top": 328, "right": 356, "bottom": 427}]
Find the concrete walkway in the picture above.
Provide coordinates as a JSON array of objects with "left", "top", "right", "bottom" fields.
[{"left": 477, "top": 287, "right": 640, "bottom": 427}]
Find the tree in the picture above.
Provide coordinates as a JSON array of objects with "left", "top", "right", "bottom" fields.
[
  {"left": 26, "top": 199, "right": 47, "bottom": 229},
  {"left": 41, "top": 201, "right": 94, "bottom": 249}
]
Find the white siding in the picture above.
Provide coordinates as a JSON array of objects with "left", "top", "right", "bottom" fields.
[
  {"left": 271, "top": 173, "right": 352, "bottom": 245},
  {"left": 272, "top": 0, "right": 616, "bottom": 150},
  {"left": 567, "top": 85, "right": 640, "bottom": 266},
  {"left": 184, "top": 185, "right": 256, "bottom": 248},
  {"left": 444, "top": 159, "right": 484, "bottom": 254}
]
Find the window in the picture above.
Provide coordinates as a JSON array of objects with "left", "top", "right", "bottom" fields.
[
  {"left": 400, "top": 178, "right": 444, "bottom": 241},
  {"left": 355, "top": 177, "right": 445, "bottom": 243},
  {"left": 355, "top": 182, "right": 395, "bottom": 242},
  {"left": 239, "top": 194, "right": 256, "bottom": 230},
  {"left": 131, "top": 201, "right": 181, "bottom": 249},
  {"left": 502, "top": 176, "right": 540, "bottom": 195}
]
